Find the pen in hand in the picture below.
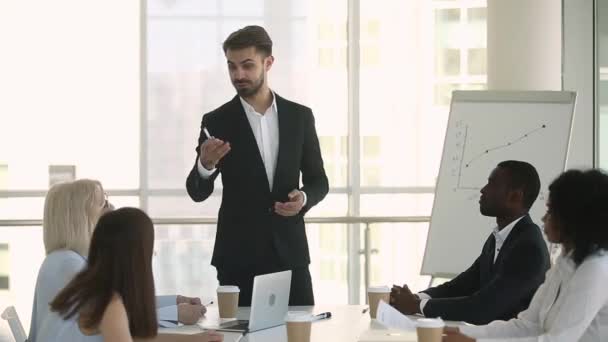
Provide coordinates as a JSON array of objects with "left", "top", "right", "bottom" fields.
[{"left": 203, "top": 127, "right": 212, "bottom": 139}]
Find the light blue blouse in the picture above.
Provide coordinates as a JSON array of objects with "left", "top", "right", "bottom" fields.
[
  {"left": 29, "top": 250, "right": 86, "bottom": 342},
  {"left": 36, "top": 310, "right": 103, "bottom": 342}
]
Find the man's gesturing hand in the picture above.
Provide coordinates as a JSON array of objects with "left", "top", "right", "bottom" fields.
[
  {"left": 199, "top": 138, "right": 231, "bottom": 170},
  {"left": 274, "top": 190, "right": 305, "bottom": 217}
]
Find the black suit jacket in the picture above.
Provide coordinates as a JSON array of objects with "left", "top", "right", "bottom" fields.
[
  {"left": 186, "top": 94, "right": 329, "bottom": 271},
  {"left": 421, "top": 215, "right": 550, "bottom": 324}
]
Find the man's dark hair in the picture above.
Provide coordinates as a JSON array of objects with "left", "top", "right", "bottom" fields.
[
  {"left": 223, "top": 25, "right": 273, "bottom": 57},
  {"left": 548, "top": 169, "right": 608, "bottom": 266},
  {"left": 497, "top": 160, "right": 541, "bottom": 210}
]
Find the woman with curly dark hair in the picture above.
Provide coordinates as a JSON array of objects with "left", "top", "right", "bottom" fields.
[{"left": 445, "top": 169, "right": 608, "bottom": 342}]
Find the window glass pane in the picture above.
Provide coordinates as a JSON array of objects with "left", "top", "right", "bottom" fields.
[
  {"left": 436, "top": 8, "right": 462, "bottom": 77},
  {"left": 290, "top": 0, "right": 312, "bottom": 17},
  {"left": 307, "top": 223, "right": 348, "bottom": 304},
  {"left": 0, "top": 244, "right": 8, "bottom": 290},
  {"left": 363, "top": 223, "right": 431, "bottom": 302},
  {"left": 466, "top": 7, "right": 487, "bottom": 75},
  {"left": 104, "top": 196, "right": 141, "bottom": 210},
  {"left": 0, "top": 197, "right": 138, "bottom": 220},
  {"left": 360, "top": 194, "right": 434, "bottom": 217},
  {"left": 305, "top": 194, "right": 348, "bottom": 217},
  {"left": 147, "top": 194, "right": 345, "bottom": 218},
  {"left": 319, "top": 136, "right": 347, "bottom": 187},
  {"left": 152, "top": 222, "right": 349, "bottom": 304},
  {"left": 0, "top": 198, "right": 45, "bottom": 220},
  {"left": 0, "top": 165, "right": 7, "bottom": 189},
  {"left": 463, "top": 83, "right": 487, "bottom": 91},
  {"left": 466, "top": 7, "right": 487, "bottom": 48},
  {"left": 148, "top": 195, "right": 222, "bottom": 218},
  {"left": 153, "top": 224, "right": 218, "bottom": 298},
  {"left": 0, "top": 227, "right": 45, "bottom": 331},
  {"left": 0, "top": 2, "right": 140, "bottom": 190},
  {"left": 220, "top": 0, "right": 265, "bottom": 16},
  {"left": 358, "top": 1, "right": 486, "bottom": 187},
  {"left": 468, "top": 48, "right": 487, "bottom": 75},
  {"left": 599, "top": 0, "right": 608, "bottom": 167},
  {"left": 437, "top": 48, "right": 461, "bottom": 76},
  {"left": 147, "top": 0, "right": 347, "bottom": 190},
  {"left": 361, "top": 0, "right": 426, "bottom": 187},
  {"left": 435, "top": 83, "right": 460, "bottom": 106},
  {"left": 146, "top": 19, "right": 223, "bottom": 190},
  {"left": 148, "top": 0, "right": 219, "bottom": 16}
]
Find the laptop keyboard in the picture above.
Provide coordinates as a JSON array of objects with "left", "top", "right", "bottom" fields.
[{"left": 219, "top": 320, "right": 249, "bottom": 330}]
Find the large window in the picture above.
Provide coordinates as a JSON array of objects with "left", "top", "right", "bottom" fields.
[
  {"left": 145, "top": 0, "right": 489, "bottom": 305},
  {"left": 356, "top": 0, "right": 486, "bottom": 302},
  {"left": 0, "top": 0, "right": 488, "bottom": 335},
  {"left": 0, "top": 1, "right": 141, "bottom": 335}
]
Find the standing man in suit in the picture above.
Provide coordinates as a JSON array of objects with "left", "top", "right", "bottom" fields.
[
  {"left": 390, "top": 160, "right": 550, "bottom": 324},
  {"left": 186, "top": 25, "right": 328, "bottom": 306}
]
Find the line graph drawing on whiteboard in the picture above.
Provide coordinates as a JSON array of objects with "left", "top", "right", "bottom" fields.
[{"left": 450, "top": 120, "right": 548, "bottom": 191}]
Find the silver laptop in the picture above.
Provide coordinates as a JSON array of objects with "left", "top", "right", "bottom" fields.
[{"left": 202, "top": 270, "right": 292, "bottom": 334}]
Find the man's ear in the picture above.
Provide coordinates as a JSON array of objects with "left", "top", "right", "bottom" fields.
[
  {"left": 509, "top": 188, "right": 525, "bottom": 206},
  {"left": 264, "top": 55, "right": 275, "bottom": 71}
]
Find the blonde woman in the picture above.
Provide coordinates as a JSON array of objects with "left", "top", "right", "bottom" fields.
[{"left": 29, "top": 180, "right": 206, "bottom": 342}]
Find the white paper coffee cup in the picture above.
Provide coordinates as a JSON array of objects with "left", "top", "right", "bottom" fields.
[
  {"left": 285, "top": 312, "right": 313, "bottom": 342},
  {"left": 416, "top": 318, "right": 445, "bottom": 342},
  {"left": 217, "top": 286, "right": 240, "bottom": 318},
  {"left": 367, "top": 286, "right": 391, "bottom": 319}
]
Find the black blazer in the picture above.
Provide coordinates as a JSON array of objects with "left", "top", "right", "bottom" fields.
[
  {"left": 421, "top": 215, "right": 550, "bottom": 325},
  {"left": 186, "top": 94, "right": 329, "bottom": 271}
]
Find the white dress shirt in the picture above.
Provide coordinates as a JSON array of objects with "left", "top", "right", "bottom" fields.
[
  {"left": 492, "top": 216, "right": 525, "bottom": 262},
  {"left": 460, "top": 250, "right": 608, "bottom": 342},
  {"left": 198, "top": 93, "right": 306, "bottom": 203},
  {"left": 418, "top": 216, "right": 524, "bottom": 314}
]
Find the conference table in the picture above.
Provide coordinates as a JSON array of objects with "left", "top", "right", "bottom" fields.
[{"left": 160, "top": 304, "right": 464, "bottom": 342}]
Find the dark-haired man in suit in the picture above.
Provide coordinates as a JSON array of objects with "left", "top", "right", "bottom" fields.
[
  {"left": 390, "top": 160, "right": 550, "bottom": 324},
  {"left": 186, "top": 25, "right": 328, "bottom": 306}
]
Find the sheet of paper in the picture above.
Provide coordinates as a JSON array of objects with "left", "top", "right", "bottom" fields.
[
  {"left": 375, "top": 300, "right": 416, "bottom": 331},
  {"left": 158, "top": 320, "right": 178, "bottom": 328},
  {"left": 358, "top": 329, "right": 417, "bottom": 342}
]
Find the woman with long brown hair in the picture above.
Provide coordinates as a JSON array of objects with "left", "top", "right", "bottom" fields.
[{"left": 37, "top": 207, "right": 222, "bottom": 341}]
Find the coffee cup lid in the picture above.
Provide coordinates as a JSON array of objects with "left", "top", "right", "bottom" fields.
[
  {"left": 416, "top": 318, "right": 445, "bottom": 328},
  {"left": 285, "top": 311, "right": 314, "bottom": 322},
  {"left": 367, "top": 286, "right": 391, "bottom": 293},
  {"left": 217, "top": 285, "right": 240, "bottom": 293}
]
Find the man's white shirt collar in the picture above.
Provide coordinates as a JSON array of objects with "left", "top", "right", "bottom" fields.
[
  {"left": 239, "top": 91, "right": 278, "bottom": 116},
  {"left": 493, "top": 215, "right": 525, "bottom": 245}
]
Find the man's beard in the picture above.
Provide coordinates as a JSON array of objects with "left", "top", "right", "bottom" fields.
[{"left": 234, "top": 72, "right": 265, "bottom": 97}]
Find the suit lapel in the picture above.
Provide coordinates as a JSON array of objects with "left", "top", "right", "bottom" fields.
[
  {"left": 482, "top": 236, "right": 496, "bottom": 279},
  {"left": 494, "top": 215, "right": 529, "bottom": 265},
  {"left": 272, "top": 94, "right": 293, "bottom": 196},
  {"left": 229, "top": 96, "right": 271, "bottom": 192}
]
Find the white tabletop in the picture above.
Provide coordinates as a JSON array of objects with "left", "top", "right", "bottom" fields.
[{"left": 160, "top": 304, "right": 463, "bottom": 342}]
